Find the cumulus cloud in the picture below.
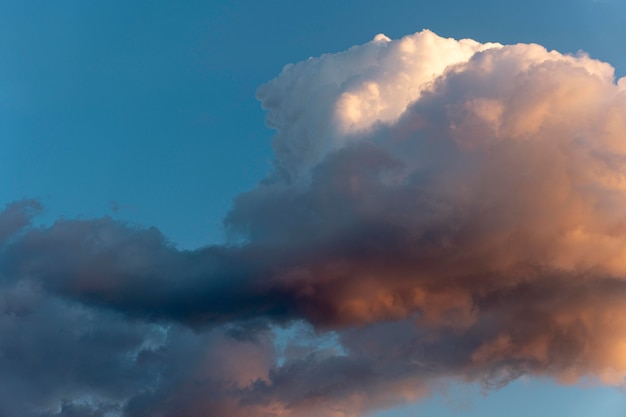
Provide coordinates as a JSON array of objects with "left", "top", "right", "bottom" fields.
[
  {"left": 257, "top": 29, "right": 501, "bottom": 178},
  {"left": 3, "top": 30, "right": 626, "bottom": 416}
]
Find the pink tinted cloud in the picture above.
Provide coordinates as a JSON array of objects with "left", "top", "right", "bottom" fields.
[{"left": 3, "top": 30, "right": 626, "bottom": 417}]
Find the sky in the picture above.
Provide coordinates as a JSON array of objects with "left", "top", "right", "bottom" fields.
[{"left": 2, "top": 1, "right": 626, "bottom": 416}]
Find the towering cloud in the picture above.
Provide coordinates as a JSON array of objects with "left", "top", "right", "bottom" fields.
[{"left": 2, "top": 30, "right": 626, "bottom": 416}]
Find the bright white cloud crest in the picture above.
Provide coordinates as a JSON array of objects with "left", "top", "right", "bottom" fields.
[{"left": 257, "top": 30, "right": 623, "bottom": 179}]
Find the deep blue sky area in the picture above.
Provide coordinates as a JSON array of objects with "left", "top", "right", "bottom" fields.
[{"left": 2, "top": 2, "right": 626, "bottom": 416}]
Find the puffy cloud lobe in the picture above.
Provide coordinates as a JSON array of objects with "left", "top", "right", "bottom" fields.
[
  {"left": 257, "top": 30, "right": 500, "bottom": 179},
  {"left": 3, "top": 30, "right": 626, "bottom": 416}
]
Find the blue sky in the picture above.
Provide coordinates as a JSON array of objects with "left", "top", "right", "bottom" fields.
[{"left": 3, "top": 1, "right": 626, "bottom": 416}]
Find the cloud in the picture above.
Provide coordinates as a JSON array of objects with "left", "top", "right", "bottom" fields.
[
  {"left": 3, "top": 30, "right": 626, "bottom": 416},
  {"left": 256, "top": 29, "right": 501, "bottom": 179}
]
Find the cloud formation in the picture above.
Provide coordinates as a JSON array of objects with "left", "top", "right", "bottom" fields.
[{"left": 3, "top": 30, "right": 626, "bottom": 416}]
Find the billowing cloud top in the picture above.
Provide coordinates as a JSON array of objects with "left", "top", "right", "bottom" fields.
[
  {"left": 258, "top": 30, "right": 502, "bottom": 178},
  {"left": 3, "top": 30, "right": 626, "bottom": 417}
]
